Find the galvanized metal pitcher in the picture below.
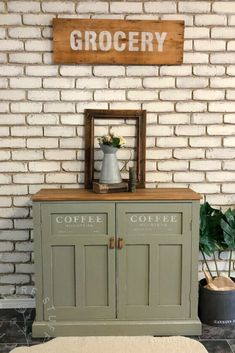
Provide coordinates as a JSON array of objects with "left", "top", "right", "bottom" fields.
[{"left": 99, "top": 144, "right": 122, "bottom": 184}]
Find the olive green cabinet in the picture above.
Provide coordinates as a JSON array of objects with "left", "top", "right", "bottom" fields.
[{"left": 32, "top": 188, "right": 201, "bottom": 337}]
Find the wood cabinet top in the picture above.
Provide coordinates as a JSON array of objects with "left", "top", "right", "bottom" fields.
[{"left": 32, "top": 188, "right": 201, "bottom": 202}]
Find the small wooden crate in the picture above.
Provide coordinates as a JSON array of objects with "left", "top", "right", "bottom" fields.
[{"left": 92, "top": 181, "right": 129, "bottom": 194}]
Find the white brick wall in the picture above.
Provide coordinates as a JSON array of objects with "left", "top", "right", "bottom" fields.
[{"left": 0, "top": 0, "right": 234, "bottom": 296}]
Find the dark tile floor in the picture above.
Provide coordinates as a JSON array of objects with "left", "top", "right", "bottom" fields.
[{"left": 0, "top": 309, "right": 235, "bottom": 353}]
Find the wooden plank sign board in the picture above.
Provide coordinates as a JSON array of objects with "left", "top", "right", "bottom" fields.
[{"left": 53, "top": 19, "right": 184, "bottom": 65}]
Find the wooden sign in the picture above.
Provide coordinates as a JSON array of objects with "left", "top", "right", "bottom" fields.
[{"left": 53, "top": 19, "right": 184, "bottom": 65}]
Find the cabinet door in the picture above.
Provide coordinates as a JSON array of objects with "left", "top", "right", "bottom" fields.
[
  {"left": 116, "top": 202, "right": 192, "bottom": 320},
  {"left": 41, "top": 202, "right": 116, "bottom": 321}
]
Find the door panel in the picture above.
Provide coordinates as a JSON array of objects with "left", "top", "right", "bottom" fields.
[
  {"left": 51, "top": 213, "right": 107, "bottom": 235},
  {"left": 52, "top": 246, "right": 75, "bottom": 307},
  {"left": 158, "top": 244, "right": 182, "bottom": 306},
  {"left": 41, "top": 202, "right": 116, "bottom": 321},
  {"left": 116, "top": 202, "right": 192, "bottom": 320},
  {"left": 125, "top": 244, "right": 150, "bottom": 306},
  {"left": 125, "top": 212, "right": 183, "bottom": 235},
  {"left": 84, "top": 245, "right": 109, "bottom": 307}
]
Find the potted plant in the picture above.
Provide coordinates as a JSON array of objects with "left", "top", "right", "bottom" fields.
[{"left": 198, "top": 202, "right": 235, "bottom": 326}]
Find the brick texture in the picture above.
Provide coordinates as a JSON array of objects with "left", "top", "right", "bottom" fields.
[{"left": 0, "top": 0, "right": 234, "bottom": 296}]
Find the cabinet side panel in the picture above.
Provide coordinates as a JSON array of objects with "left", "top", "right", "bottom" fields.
[
  {"left": 158, "top": 245, "right": 182, "bottom": 305},
  {"left": 84, "top": 245, "right": 108, "bottom": 307},
  {"left": 191, "top": 201, "right": 200, "bottom": 319},
  {"left": 52, "top": 246, "right": 75, "bottom": 306},
  {"left": 126, "top": 245, "right": 149, "bottom": 306},
  {"left": 33, "top": 203, "right": 43, "bottom": 321}
]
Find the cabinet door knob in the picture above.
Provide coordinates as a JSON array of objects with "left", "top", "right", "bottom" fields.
[
  {"left": 109, "top": 237, "right": 115, "bottom": 249},
  {"left": 118, "top": 238, "right": 124, "bottom": 250}
]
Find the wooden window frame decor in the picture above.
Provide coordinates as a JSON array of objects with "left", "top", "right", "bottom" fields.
[{"left": 84, "top": 109, "right": 146, "bottom": 189}]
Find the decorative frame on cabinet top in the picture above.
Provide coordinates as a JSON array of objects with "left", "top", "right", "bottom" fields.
[{"left": 84, "top": 109, "right": 146, "bottom": 189}]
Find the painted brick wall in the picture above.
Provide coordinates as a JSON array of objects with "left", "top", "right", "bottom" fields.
[{"left": 0, "top": 0, "right": 235, "bottom": 298}]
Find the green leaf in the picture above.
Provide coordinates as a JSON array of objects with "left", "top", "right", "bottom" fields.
[
  {"left": 112, "top": 137, "right": 120, "bottom": 148},
  {"left": 221, "top": 211, "right": 235, "bottom": 250},
  {"left": 199, "top": 202, "right": 224, "bottom": 256},
  {"left": 224, "top": 208, "right": 235, "bottom": 228}
]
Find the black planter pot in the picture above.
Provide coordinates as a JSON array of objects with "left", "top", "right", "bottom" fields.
[{"left": 198, "top": 278, "right": 235, "bottom": 326}]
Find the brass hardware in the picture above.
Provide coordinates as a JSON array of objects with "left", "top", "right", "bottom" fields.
[
  {"left": 118, "top": 238, "right": 124, "bottom": 250},
  {"left": 109, "top": 237, "right": 115, "bottom": 249}
]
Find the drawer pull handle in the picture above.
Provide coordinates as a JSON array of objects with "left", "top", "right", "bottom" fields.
[
  {"left": 109, "top": 237, "right": 115, "bottom": 249},
  {"left": 118, "top": 238, "right": 124, "bottom": 250}
]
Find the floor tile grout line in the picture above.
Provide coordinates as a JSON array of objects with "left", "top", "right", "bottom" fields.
[{"left": 227, "top": 340, "right": 235, "bottom": 353}]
